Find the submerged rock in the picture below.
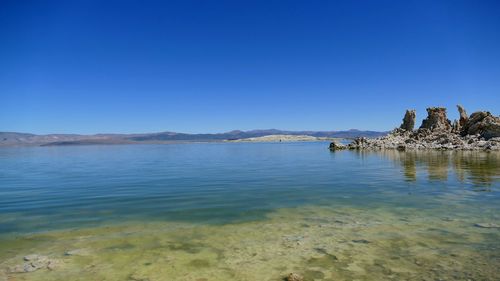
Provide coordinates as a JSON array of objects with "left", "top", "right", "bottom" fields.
[
  {"left": 400, "top": 109, "right": 416, "bottom": 131},
  {"left": 352, "top": 239, "right": 371, "bottom": 244},
  {"left": 23, "top": 254, "right": 44, "bottom": 262},
  {"left": 286, "top": 272, "right": 304, "bottom": 281},
  {"left": 474, "top": 223, "right": 500, "bottom": 229},
  {"left": 47, "top": 260, "right": 62, "bottom": 270},
  {"left": 9, "top": 254, "right": 60, "bottom": 273},
  {"left": 129, "top": 272, "right": 151, "bottom": 281},
  {"left": 64, "top": 249, "right": 89, "bottom": 256},
  {"left": 8, "top": 263, "right": 37, "bottom": 273}
]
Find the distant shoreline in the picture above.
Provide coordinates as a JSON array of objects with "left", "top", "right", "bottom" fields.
[
  {"left": 1, "top": 137, "right": 340, "bottom": 148},
  {"left": 0, "top": 130, "right": 385, "bottom": 147}
]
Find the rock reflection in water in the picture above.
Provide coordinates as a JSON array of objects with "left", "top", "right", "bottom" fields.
[{"left": 355, "top": 150, "right": 500, "bottom": 186}]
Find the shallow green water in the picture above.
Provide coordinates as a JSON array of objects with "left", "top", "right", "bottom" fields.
[{"left": 0, "top": 143, "right": 499, "bottom": 280}]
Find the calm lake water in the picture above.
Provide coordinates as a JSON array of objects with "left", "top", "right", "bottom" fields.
[{"left": 0, "top": 142, "right": 499, "bottom": 280}]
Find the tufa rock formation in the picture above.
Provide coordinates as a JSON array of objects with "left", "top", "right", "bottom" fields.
[
  {"left": 461, "top": 111, "right": 500, "bottom": 139},
  {"left": 400, "top": 109, "right": 416, "bottom": 131},
  {"left": 452, "top": 105, "right": 468, "bottom": 133},
  {"left": 330, "top": 105, "right": 500, "bottom": 151},
  {"left": 419, "top": 107, "right": 452, "bottom": 132},
  {"left": 451, "top": 119, "right": 460, "bottom": 134},
  {"left": 457, "top": 105, "right": 468, "bottom": 127},
  {"left": 329, "top": 141, "right": 346, "bottom": 150}
]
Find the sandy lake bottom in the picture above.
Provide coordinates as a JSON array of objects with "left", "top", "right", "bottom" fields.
[{"left": 1, "top": 204, "right": 499, "bottom": 281}]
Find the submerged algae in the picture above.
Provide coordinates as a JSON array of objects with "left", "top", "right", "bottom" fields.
[{"left": 1, "top": 205, "right": 499, "bottom": 281}]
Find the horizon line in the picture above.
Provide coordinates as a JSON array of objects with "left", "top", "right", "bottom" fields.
[{"left": 0, "top": 128, "right": 390, "bottom": 136}]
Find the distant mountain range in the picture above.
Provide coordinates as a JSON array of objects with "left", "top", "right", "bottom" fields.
[{"left": 0, "top": 129, "right": 388, "bottom": 146}]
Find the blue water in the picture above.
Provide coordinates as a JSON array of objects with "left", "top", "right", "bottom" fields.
[{"left": 1, "top": 142, "right": 499, "bottom": 234}]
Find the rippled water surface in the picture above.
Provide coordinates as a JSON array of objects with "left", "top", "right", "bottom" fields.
[{"left": 0, "top": 143, "right": 499, "bottom": 280}]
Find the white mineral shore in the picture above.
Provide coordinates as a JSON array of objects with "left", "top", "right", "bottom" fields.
[{"left": 227, "top": 134, "right": 336, "bottom": 142}]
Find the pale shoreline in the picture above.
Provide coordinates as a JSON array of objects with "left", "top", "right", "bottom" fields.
[{"left": 225, "top": 134, "right": 340, "bottom": 143}]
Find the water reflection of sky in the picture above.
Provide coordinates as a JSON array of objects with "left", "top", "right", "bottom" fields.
[{"left": 0, "top": 144, "right": 499, "bottom": 235}]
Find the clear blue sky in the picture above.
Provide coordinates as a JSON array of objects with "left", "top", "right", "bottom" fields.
[{"left": 1, "top": 0, "right": 499, "bottom": 134}]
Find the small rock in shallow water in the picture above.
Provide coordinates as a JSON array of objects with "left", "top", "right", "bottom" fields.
[
  {"left": 329, "top": 141, "right": 346, "bottom": 151},
  {"left": 47, "top": 260, "right": 62, "bottom": 270},
  {"left": 9, "top": 263, "right": 37, "bottom": 273},
  {"left": 283, "top": 235, "right": 305, "bottom": 242},
  {"left": 474, "top": 223, "right": 500, "bottom": 228},
  {"left": 286, "top": 272, "right": 304, "bottom": 281},
  {"left": 23, "top": 263, "right": 38, "bottom": 272},
  {"left": 129, "top": 273, "right": 150, "bottom": 281},
  {"left": 30, "top": 256, "right": 50, "bottom": 269},
  {"left": 64, "top": 249, "right": 89, "bottom": 256},
  {"left": 9, "top": 254, "right": 60, "bottom": 273},
  {"left": 23, "top": 254, "right": 42, "bottom": 261},
  {"left": 352, "top": 239, "right": 370, "bottom": 244}
]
